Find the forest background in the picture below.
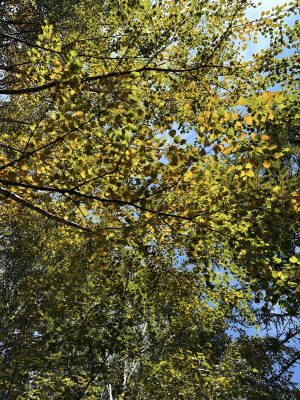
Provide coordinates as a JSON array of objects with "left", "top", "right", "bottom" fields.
[{"left": 1, "top": 0, "right": 300, "bottom": 398}]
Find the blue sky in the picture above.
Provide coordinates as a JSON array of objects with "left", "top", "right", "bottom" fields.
[{"left": 245, "top": 0, "right": 298, "bottom": 60}]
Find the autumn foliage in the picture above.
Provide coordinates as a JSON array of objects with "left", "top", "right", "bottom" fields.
[{"left": 1, "top": 0, "right": 300, "bottom": 398}]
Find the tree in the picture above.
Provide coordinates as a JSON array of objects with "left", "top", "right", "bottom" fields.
[
  {"left": 1, "top": 205, "right": 300, "bottom": 399},
  {"left": 0, "top": 0, "right": 299, "bottom": 298},
  {"left": 232, "top": 96, "right": 300, "bottom": 396},
  {"left": 1, "top": 0, "right": 300, "bottom": 397}
]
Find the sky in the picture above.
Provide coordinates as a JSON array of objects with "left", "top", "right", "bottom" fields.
[{"left": 244, "top": 0, "right": 299, "bottom": 60}]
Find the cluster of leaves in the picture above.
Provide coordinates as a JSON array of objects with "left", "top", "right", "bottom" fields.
[
  {"left": 1, "top": 0, "right": 300, "bottom": 397},
  {"left": 0, "top": 206, "right": 299, "bottom": 399}
]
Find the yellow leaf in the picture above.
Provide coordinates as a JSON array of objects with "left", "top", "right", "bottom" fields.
[
  {"left": 195, "top": 115, "right": 204, "bottom": 123},
  {"left": 273, "top": 186, "right": 281, "bottom": 194},
  {"left": 244, "top": 115, "right": 253, "bottom": 125},
  {"left": 263, "top": 160, "right": 271, "bottom": 168},
  {"left": 76, "top": 111, "right": 84, "bottom": 118},
  {"left": 223, "top": 147, "right": 231, "bottom": 155},
  {"left": 272, "top": 271, "right": 279, "bottom": 279},
  {"left": 245, "top": 170, "right": 254, "bottom": 177},
  {"left": 234, "top": 121, "right": 243, "bottom": 129},
  {"left": 291, "top": 189, "right": 300, "bottom": 197},
  {"left": 146, "top": 224, "right": 155, "bottom": 233},
  {"left": 261, "top": 134, "right": 270, "bottom": 142},
  {"left": 237, "top": 97, "right": 247, "bottom": 106}
]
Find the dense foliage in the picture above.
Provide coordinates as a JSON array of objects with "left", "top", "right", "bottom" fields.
[{"left": 1, "top": 0, "right": 300, "bottom": 398}]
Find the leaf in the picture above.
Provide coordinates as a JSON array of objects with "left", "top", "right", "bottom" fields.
[
  {"left": 237, "top": 97, "right": 247, "bottom": 106},
  {"left": 70, "top": 49, "right": 78, "bottom": 57},
  {"left": 76, "top": 59, "right": 83, "bottom": 68},
  {"left": 250, "top": 268, "right": 258, "bottom": 277},
  {"left": 263, "top": 160, "right": 271, "bottom": 168},
  {"left": 244, "top": 115, "right": 253, "bottom": 125},
  {"left": 272, "top": 271, "right": 279, "bottom": 279},
  {"left": 286, "top": 306, "right": 297, "bottom": 316},
  {"left": 245, "top": 170, "right": 254, "bottom": 177},
  {"left": 217, "top": 107, "right": 226, "bottom": 115},
  {"left": 289, "top": 256, "right": 298, "bottom": 263},
  {"left": 261, "top": 135, "right": 270, "bottom": 142},
  {"left": 130, "top": 71, "right": 140, "bottom": 78},
  {"left": 196, "top": 115, "right": 204, "bottom": 123},
  {"left": 288, "top": 94, "right": 298, "bottom": 102}
]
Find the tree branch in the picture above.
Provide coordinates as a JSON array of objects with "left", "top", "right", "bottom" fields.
[
  {"left": 0, "top": 65, "right": 235, "bottom": 95},
  {"left": 0, "top": 64, "right": 27, "bottom": 74},
  {"left": 0, "top": 186, "right": 91, "bottom": 232},
  {"left": 0, "top": 31, "right": 61, "bottom": 54},
  {"left": 0, "top": 80, "right": 59, "bottom": 95}
]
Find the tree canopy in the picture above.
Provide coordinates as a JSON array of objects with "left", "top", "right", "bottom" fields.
[{"left": 1, "top": 0, "right": 300, "bottom": 398}]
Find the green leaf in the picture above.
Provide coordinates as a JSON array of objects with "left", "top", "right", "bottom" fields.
[
  {"left": 217, "top": 107, "right": 226, "bottom": 115},
  {"left": 70, "top": 49, "right": 78, "bottom": 57},
  {"left": 130, "top": 71, "right": 140, "bottom": 79},
  {"left": 76, "top": 60, "right": 84, "bottom": 68}
]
